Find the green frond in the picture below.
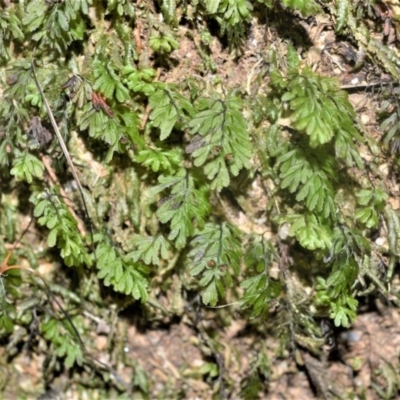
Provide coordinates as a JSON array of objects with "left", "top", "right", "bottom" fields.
[
  {"left": 189, "top": 222, "right": 242, "bottom": 305},
  {"left": 188, "top": 92, "right": 253, "bottom": 191}
]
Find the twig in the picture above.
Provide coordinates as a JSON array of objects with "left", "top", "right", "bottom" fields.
[
  {"left": 31, "top": 61, "right": 94, "bottom": 247},
  {"left": 41, "top": 154, "right": 86, "bottom": 236},
  {"left": 341, "top": 80, "right": 397, "bottom": 91}
]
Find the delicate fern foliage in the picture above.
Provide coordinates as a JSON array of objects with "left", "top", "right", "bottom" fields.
[
  {"left": 2, "top": 0, "right": 400, "bottom": 393},
  {"left": 136, "top": 147, "right": 182, "bottom": 173},
  {"left": 153, "top": 169, "right": 211, "bottom": 249},
  {"left": 335, "top": 0, "right": 350, "bottom": 32},
  {"left": 149, "top": 30, "right": 179, "bottom": 54},
  {"left": 42, "top": 317, "right": 84, "bottom": 368},
  {"left": 161, "top": 0, "right": 178, "bottom": 26},
  {"left": 30, "top": 189, "right": 89, "bottom": 267},
  {"left": 0, "top": 301, "right": 15, "bottom": 335},
  {"left": 96, "top": 242, "right": 149, "bottom": 301},
  {"left": 279, "top": 68, "right": 361, "bottom": 149},
  {"left": 22, "top": 0, "right": 86, "bottom": 53},
  {"left": 284, "top": 213, "right": 332, "bottom": 250},
  {"left": 127, "top": 234, "right": 171, "bottom": 266},
  {"left": 122, "top": 66, "right": 158, "bottom": 94},
  {"left": 273, "top": 145, "right": 337, "bottom": 218},
  {"left": 240, "top": 236, "right": 281, "bottom": 318},
  {"left": 10, "top": 152, "right": 44, "bottom": 184},
  {"left": 107, "top": 0, "right": 135, "bottom": 17},
  {"left": 378, "top": 89, "right": 400, "bottom": 153},
  {"left": 281, "top": 0, "right": 320, "bottom": 16},
  {"left": 384, "top": 206, "right": 400, "bottom": 280},
  {"left": 77, "top": 100, "right": 141, "bottom": 161},
  {"left": 316, "top": 275, "right": 358, "bottom": 327},
  {"left": 189, "top": 222, "right": 242, "bottom": 305},
  {"left": 92, "top": 61, "right": 130, "bottom": 102},
  {"left": 316, "top": 227, "right": 370, "bottom": 327},
  {"left": 355, "top": 188, "right": 388, "bottom": 229},
  {"left": 0, "top": 6, "right": 24, "bottom": 64},
  {"left": 187, "top": 93, "right": 253, "bottom": 191},
  {"left": 205, "top": 0, "right": 252, "bottom": 44},
  {"left": 0, "top": 61, "right": 34, "bottom": 165},
  {"left": 148, "top": 84, "right": 194, "bottom": 140}
]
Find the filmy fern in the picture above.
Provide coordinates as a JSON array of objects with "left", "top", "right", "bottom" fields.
[
  {"left": 278, "top": 66, "right": 362, "bottom": 153},
  {"left": 127, "top": 234, "right": 171, "bottom": 266},
  {"left": 240, "top": 236, "right": 281, "bottom": 318},
  {"left": 315, "top": 226, "right": 370, "bottom": 326},
  {"left": 355, "top": 188, "right": 388, "bottom": 229},
  {"left": 30, "top": 189, "right": 90, "bottom": 267},
  {"left": 335, "top": 0, "right": 350, "bottom": 33},
  {"left": 22, "top": 0, "right": 86, "bottom": 53},
  {"left": 273, "top": 145, "right": 337, "bottom": 218},
  {"left": 92, "top": 61, "right": 130, "bottom": 103},
  {"left": 42, "top": 317, "right": 84, "bottom": 368},
  {"left": 187, "top": 92, "right": 253, "bottom": 191},
  {"left": 189, "top": 222, "right": 242, "bottom": 305},
  {"left": 96, "top": 242, "right": 149, "bottom": 301},
  {"left": 0, "top": 6, "right": 24, "bottom": 63},
  {"left": 281, "top": 0, "right": 320, "bottom": 16},
  {"left": 148, "top": 84, "right": 194, "bottom": 140},
  {"left": 10, "top": 151, "right": 44, "bottom": 184},
  {"left": 153, "top": 168, "right": 211, "bottom": 249},
  {"left": 2, "top": 0, "right": 400, "bottom": 395},
  {"left": 136, "top": 147, "right": 182, "bottom": 173}
]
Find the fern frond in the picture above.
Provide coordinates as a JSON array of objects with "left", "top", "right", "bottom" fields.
[
  {"left": 281, "top": 0, "right": 320, "bottom": 16},
  {"left": 148, "top": 84, "right": 194, "bottom": 140},
  {"left": 30, "top": 189, "right": 90, "bottom": 267},
  {"left": 189, "top": 222, "right": 242, "bottom": 305},
  {"left": 96, "top": 242, "right": 149, "bottom": 301},
  {"left": 240, "top": 236, "right": 281, "bottom": 318},
  {"left": 153, "top": 168, "right": 211, "bottom": 249},
  {"left": 187, "top": 92, "right": 253, "bottom": 191}
]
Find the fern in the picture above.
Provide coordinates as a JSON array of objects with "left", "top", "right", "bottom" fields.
[
  {"left": 136, "top": 147, "right": 182, "bottom": 173},
  {"left": 0, "top": 6, "right": 24, "bottom": 63},
  {"left": 127, "top": 234, "right": 171, "bottom": 265},
  {"left": 187, "top": 92, "right": 253, "bottom": 191},
  {"left": 280, "top": 67, "right": 361, "bottom": 149},
  {"left": 149, "top": 30, "right": 179, "bottom": 54},
  {"left": 96, "top": 242, "right": 149, "bottom": 301},
  {"left": 122, "top": 66, "right": 158, "bottom": 94},
  {"left": 152, "top": 168, "right": 211, "bottom": 249},
  {"left": 316, "top": 226, "right": 370, "bottom": 327},
  {"left": 273, "top": 145, "right": 337, "bottom": 218},
  {"left": 281, "top": 0, "right": 320, "bottom": 16},
  {"left": 161, "top": 0, "right": 178, "bottom": 26},
  {"left": 10, "top": 151, "right": 44, "bottom": 183},
  {"left": 283, "top": 212, "right": 332, "bottom": 250},
  {"left": 22, "top": 0, "right": 86, "bottom": 53},
  {"left": 2, "top": 0, "right": 399, "bottom": 393},
  {"left": 355, "top": 188, "right": 388, "bottom": 228},
  {"left": 92, "top": 60, "right": 130, "bottom": 102},
  {"left": 240, "top": 236, "right": 281, "bottom": 318},
  {"left": 107, "top": 0, "right": 135, "bottom": 17},
  {"left": 335, "top": 0, "right": 350, "bottom": 33},
  {"left": 211, "top": 0, "right": 253, "bottom": 46},
  {"left": 148, "top": 84, "right": 194, "bottom": 140},
  {"left": 77, "top": 100, "right": 141, "bottom": 162},
  {"left": 42, "top": 317, "right": 84, "bottom": 368},
  {"left": 30, "top": 188, "right": 90, "bottom": 267},
  {"left": 384, "top": 206, "right": 400, "bottom": 281},
  {"left": 378, "top": 89, "right": 400, "bottom": 153},
  {"left": 189, "top": 222, "right": 242, "bottom": 305}
]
